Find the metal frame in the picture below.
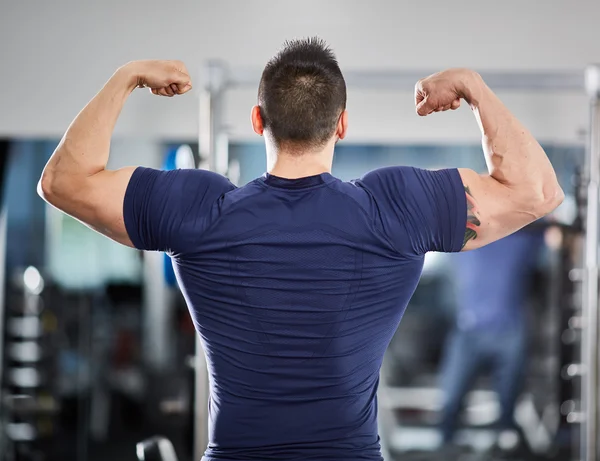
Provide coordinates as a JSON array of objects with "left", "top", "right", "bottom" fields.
[
  {"left": 202, "top": 61, "right": 586, "bottom": 92},
  {"left": 194, "top": 60, "right": 597, "bottom": 461},
  {"left": 0, "top": 211, "right": 7, "bottom": 458},
  {"left": 581, "top": 64, "right": 600, "bottom": 461}
]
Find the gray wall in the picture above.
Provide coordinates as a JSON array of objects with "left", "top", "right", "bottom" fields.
[{"left": 1, "top": 0, "right": 598, "bottom": 143}]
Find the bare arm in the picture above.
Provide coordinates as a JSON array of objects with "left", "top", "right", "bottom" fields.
[
  {"left": 38, "top": 60, "right": 192, "bottom": 246},
  {"left": 416, "top": 69, "right": 564, "bottom": 250}
]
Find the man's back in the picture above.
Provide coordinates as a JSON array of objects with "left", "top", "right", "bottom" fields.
[
  {"left": 190, "top": 173, "right": 412, "bottom": 459},
  {"left": 123, "top": 166, "right": 466, "bottom": 460}
]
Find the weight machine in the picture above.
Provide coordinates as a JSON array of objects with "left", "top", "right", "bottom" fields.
[{"left": 183, "top": 63, "right": 600, "bottom": 461}]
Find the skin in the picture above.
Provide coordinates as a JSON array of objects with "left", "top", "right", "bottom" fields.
[
  {"left": 413, "top": 69, "right": 564, "bottom": 250},
  {"left": 39, "top": 62, "right": 564, "bottom": 252},
  {"left": 250, "top": 105, "right": 348, "bottom": 178},
  {"left": 38, "top": 60, "right": 192, "bottom": 248}
]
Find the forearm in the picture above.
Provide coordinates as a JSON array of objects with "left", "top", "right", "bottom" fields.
[
  {"left": 40, "top": 65, "right": 137, "bottom": 194},
  {"left": 464, "top": 73, "right": 563, "bottom": 204}
]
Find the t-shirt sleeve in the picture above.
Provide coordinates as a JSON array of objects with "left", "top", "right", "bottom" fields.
[
  {"left": 123, "top": 167, "right": 235, "bottom": 253},
  {"left": 358, "top": 166, "right": 467, "bottom": 255}
]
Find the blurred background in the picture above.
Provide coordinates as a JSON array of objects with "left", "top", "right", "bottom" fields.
[{"left": 1, "top": 1, "right": 599, "bottom": 460}]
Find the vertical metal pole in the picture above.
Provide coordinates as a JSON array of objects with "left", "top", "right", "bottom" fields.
[
  {"left": 0, "top": 211, "right": 7, "bottom": 406},
  {"left": 199, "top": 89, "right": 213, "bottom": 172},
  {"left": 581, "top": 64, "right": 600, "bottom": 461},
  {"left": 195, "top": 62, "right": 229, "bottom": 461},
  {"left": 194, "top": 87, "right": 213, "bottom": 461},
  {"left": 129, "top": 140, "right": 173, "bottom": 372},
  {"left": 0, "top": 209, "right": 8, "bottom": 460},
  {"left": 142, "top": 251, "right": 172, "bottom": 371},
  {"left": 215, "top": 132, "right": 230, "bottom": 177}
]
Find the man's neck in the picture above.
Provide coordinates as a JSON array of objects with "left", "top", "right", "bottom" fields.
[{"left": 266, "top": 145, "right": 334, "bottom": 179}]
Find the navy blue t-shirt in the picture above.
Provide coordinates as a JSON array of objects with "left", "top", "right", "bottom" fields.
[{"left": 123, "top": 166, "right": 466, "bottom": 461}]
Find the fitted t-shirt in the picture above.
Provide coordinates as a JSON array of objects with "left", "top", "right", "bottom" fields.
[{"left": 123, "top": 166, "right": 467, "bottom": 461}]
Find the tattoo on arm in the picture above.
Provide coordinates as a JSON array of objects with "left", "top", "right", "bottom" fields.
[{"left": 463, "top": 186, "right": 481, "bottom": 248}]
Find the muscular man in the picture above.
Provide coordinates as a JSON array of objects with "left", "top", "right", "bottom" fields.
[{"left": 39, "top": 38, "right": 563, "bottom": 461}]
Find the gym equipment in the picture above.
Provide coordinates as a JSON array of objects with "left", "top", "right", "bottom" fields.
[
  {"left": 194, "top": 60, "right": 600, "bottom": 461},
  {"left": 1, "top": 267, "right": 61, "bottom": 461},
  {"left": 189, "top": 60, "right": 600, "bottom": 461},
  {"left": 579, "top": 63, "right": 600, "bottom": 461},
  {"left": 136, "top": 436, "right": 179, "bottom": 461}
]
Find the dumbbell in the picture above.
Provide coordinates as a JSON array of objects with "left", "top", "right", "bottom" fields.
[{"left": 136, "top": 436, "right": 178, "bottom": 461}]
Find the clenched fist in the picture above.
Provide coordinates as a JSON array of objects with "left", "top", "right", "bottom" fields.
[
  {"left": 415, "top": 69, "right": 479, "bottom": 116},
  {"left": 124, "top": 60, "right": 192, "bottom": 97}
]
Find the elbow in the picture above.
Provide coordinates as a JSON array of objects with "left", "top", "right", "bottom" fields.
[
  {"left": 38, "top": 169, "right": 56, "bottom": 204},
  {"left": 532, "top": 181, "right": 565, "bottom": 219}
]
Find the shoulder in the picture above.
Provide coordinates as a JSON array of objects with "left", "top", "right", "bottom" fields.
[
  {"left": 131, "top": 166, "right": 235, "bottom": 187},
  {"left": 357, "top": 165, "right": 461, "bottom": 189},
  {"left": 170, "top": 168, "right": 236, "bottom": 193},
  {"left": 129, "top": 167, "right": 236, "bottom": 199},
  {"left": 354, "top": 166, "right": 422, "bottom": 194},
  {"left": 350, "top": 167, "right": 421, "bottom": 209},
  {"left": 356, "top": 166, "right": 464, "bottom": 205}
]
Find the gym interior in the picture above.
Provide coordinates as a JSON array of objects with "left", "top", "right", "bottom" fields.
[{"left": 1, "top": 1, "right": 600, "bottom": 460}]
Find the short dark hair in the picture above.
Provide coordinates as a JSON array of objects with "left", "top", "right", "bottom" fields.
[{"left": 258, "top": 37, "right": 347, "bottom": 151}]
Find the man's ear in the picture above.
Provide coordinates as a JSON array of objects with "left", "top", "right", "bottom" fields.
[
  {"left": 336, "top": 110, "right": 348, "bottom": 140},
  {"left": 251, "top": 106, "right": 264, "bottom": 136}
]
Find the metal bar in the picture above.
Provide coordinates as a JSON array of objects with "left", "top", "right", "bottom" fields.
[
  {"left": 0, "top": 209, "right": 6, "bottom": 459},
  {"left": 581, "top": 63, "right": 600, "bottom": 461},
  {"left": 215, "top": 131, "right": 229, "bottom": 176},
  {"left": 142, "top": 252, "right": 172, "bottom": 371},
  {"left": 194, "top": 85, "right": 213, "bottom": 461},
  {"left": 194, "top": 62, "right": 230, "bottom": 460},
  {"left": 223, "top": 66, "right": 585, "bottom": 92},
  {"left": 198, "top": 89, "right": 213, "bottom": 171},
  {"left": 197, "top": 60, "right": 590, "bottom": 461}
]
